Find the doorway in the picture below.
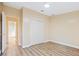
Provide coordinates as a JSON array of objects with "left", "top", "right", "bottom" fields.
[
  {"left": 8, "top": 21, "right": 17, "bottom": 47},
  {"left": 6, "top": 16, "right": 18, "bottom": 55}
]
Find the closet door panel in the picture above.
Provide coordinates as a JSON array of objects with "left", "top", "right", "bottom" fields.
[{"left": 30, "top": 20, "right": 44, "bottom": 45}]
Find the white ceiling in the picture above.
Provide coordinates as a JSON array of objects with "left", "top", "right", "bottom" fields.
[{"left": 3, "top": 2, "right": 79, "bottom": 16}]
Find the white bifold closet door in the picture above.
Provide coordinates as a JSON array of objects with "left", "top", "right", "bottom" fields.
[{"left": 30, "top": 20, "right": 44, "bottom": 45}]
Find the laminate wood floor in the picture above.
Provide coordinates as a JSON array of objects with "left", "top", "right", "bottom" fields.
[{"left": 3, "top": 41, "right": 79, "bottom": 56}]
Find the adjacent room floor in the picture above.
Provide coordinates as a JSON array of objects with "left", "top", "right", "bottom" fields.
[{"left": 3, "top": 41, "right": 79, "bottom": 56}]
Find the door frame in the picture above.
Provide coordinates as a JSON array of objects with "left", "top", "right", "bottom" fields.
[
  {"left": 6, "top": 16, "right": 18, "bottom": 45},
  {"left": 0, "top": 13, "right": 2, "bottom": 55}
]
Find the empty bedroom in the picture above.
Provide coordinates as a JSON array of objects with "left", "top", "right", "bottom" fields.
[{"left": 1, "top": 2, "right": 79, "bottom": 56}]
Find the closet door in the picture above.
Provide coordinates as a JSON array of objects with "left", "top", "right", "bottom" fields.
[{"left": 30, "top": 20, "right": 44, "bottom": 45}]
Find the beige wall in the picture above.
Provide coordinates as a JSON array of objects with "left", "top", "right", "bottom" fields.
[
  {"left": 3, "top": 5, "right": 20, "bottom": 17},
  {"left": 50, "top": 11, "right": 79, "bottom": 48}
]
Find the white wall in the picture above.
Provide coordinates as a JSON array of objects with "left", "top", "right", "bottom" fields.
[{"left": 22, "top": 8, "right": 50, "bottom": 48}]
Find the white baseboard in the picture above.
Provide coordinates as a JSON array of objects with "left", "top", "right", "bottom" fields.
[
  {"left": 22, "top": 39, "right": 79, "bottom": 49},
  {"left": 50, "top": 40, "right": 79, "bottom": 49},
  {"left": 22, "top": 44, "right": 31, "bottom": 48},
  {"left": 30, "top": 40, "right": 50, "bottom": 46},
  {"left": 22, "top": 40, "right": 50, "bottom": 48}
]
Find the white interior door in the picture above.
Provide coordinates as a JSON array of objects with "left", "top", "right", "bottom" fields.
[{"left": 30, "top": 20, "right": 44, "bottom": 45}]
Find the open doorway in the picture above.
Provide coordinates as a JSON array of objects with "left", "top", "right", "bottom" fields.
[
  {"left": 8, "top": 21, "right": 17, "bottom": 47},
  {"left": 6, "top": 16, "right": 18, "bottom": 55}
]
